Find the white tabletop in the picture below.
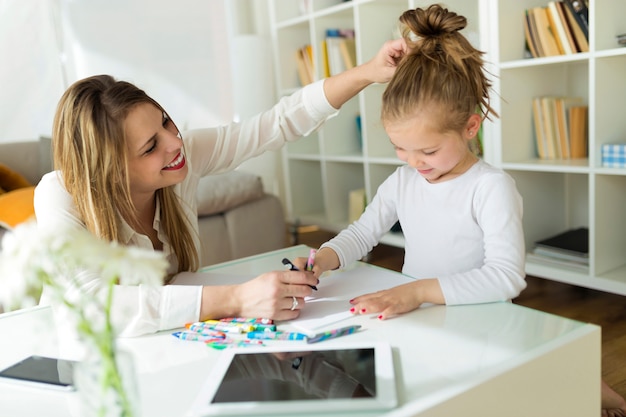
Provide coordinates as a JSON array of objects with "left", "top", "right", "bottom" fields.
[{"left": 0, "top": 245, "right": 600, "bottom": 417}]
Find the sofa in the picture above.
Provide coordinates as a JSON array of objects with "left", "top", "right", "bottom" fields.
[{"left": 0, "top": 138, "right": 287, "bottom": 267}]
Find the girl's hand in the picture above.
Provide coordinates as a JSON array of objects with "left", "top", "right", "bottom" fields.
[
  {"left": 294, "top": 247, "right": 340, "bottom": 279},
  {"left": 349, "top": 279, "right": 444, "bottom": 319}
]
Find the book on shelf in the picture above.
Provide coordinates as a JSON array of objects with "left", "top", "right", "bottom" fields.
[
  {"left": 324, "top": 28, "right": 356, "bottom": 77},
  {"left": 523, "top": 9, "right": 540, "bottom": 58},
  {"left": 563, "top": 0, "right": 589, "bottom": 40},
  {"left": 526, "top": 252, "right": 589, "bottom": 272},
  {"left": 534, "top": 227, "right": 589, "bottom": 258},
  {"left": 546, "top": 1, "right": 575, "bottom": 54},
  {"left": 532, "top": 97, "right": 548, "bottom": 159},
  {"left": 562, "top": 0, "right": 589, "bottom": 52},
  {"left": 523, "top": 2, "right": 588, "bottom": 57},
  {"left": 531, "top": 6, "right": 562, "bottom": 57},
  {"left": 295, "top": 44, "right": 314, "bottom": 86},
  {"left": 348, "top": 188, "right": 366, "bottom": 224},
  {"left": 569, "top": 105, "right": 588, "bottom": 158},
  {"left": 531, "top": 96, "right": 586, "bottom": 159}
]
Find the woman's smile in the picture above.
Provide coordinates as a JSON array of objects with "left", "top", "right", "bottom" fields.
[{"left": 163, "top": 152, "right": 186, "bottom": 171}]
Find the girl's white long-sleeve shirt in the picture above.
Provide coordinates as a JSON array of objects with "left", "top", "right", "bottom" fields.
[
  {"left": 320, "top": 160, "right": 527, "bottom": 305},
  {"left": 34, "top": 79, "right": 338, "bottom": 337}
]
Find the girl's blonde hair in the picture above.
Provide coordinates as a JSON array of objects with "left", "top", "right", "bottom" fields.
[
  {"left": 382, "top": 4, "right": 498, "bottom": 132},
  {"left": 52, "top": 75, "right": 198, "bottom": 274}
]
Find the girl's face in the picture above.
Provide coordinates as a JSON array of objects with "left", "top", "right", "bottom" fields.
[
  {"left": 385, "top": 112, "right": 479, "bottom": 183},
  {"left": 124, "top": 103, "right": 188, "bottom": 196}
]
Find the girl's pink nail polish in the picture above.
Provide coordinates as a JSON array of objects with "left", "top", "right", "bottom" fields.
[
  {"left": 350, "top": 307, "right": 356, "bottom": 313},
  {"left": 360, "top": 308, "right": 367, "bottom": 313},
  {"left": 378, "top": 315, "right": 383, "bottom": 320}
]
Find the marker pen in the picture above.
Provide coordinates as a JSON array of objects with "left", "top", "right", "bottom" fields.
[
  {"left": 306, "top": 325, "right": 362, "bottom": 344},
  {"left": 246, "top": 331, "right": 308, "bottom": 341},
  {"left": 282, "top": 257, "right": 318, "bottom": 291}
]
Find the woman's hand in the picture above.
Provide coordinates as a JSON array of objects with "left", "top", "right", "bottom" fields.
[
  {"left": 349, "top": 278, "right": 445, "bottom": 320},
  {"left": 199, "top": 270, "right": 318, "bottom": 321},
  {"left": 360, "top": 38, "right": 407, "bottom": 84},
  {"left": 323, "top": 38, "right": 407, "bottom": 109}
]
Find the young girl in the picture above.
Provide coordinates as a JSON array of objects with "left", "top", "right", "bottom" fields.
[
  {"left": 34, "top": 39, "right": 407, "bottom": 337},
  {"left": 299, "top": 4, "right": 527, "bottom": 319}
]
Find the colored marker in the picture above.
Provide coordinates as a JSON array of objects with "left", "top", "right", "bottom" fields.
[
  {"left": 220, "top": 317, "right": 274, "bottom": 325},
  {"left": 282, "top": 257, "right": 318, "bottom": 291},
  {"left": 172, "top": 331, "right": 224, "bottom": 343},
  {"left": 186, "top": 321, "right": 254, "bottom": 334},
  {"left": 206, "top": 339, "right": 264, "bottom": 350},
  {"left": 306, "top": 249, "right": 317, "bottom": 271},
  {"left": 246, "top": 331, "right": 308, "bottom": 341},
  {"left": 306, "top": 325, "right": 362, "bottom": 344}
]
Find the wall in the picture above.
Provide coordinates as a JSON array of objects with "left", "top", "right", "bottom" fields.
[{"left": 0, "top": 0, "right": 283, "bottom": 199}]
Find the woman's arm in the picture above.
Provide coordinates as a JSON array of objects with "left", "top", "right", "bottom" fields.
[{"left": 323, "top": 38, "right": 406, "bottom": 109}]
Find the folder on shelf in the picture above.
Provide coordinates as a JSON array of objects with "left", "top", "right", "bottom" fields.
[{"left": 534, "top": 227, "right": 589, "bottom": 257}]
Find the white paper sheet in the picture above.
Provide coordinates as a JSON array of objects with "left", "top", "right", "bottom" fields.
[
  {"left": 290, "top": 266, "right": 415, "bottom": 334},
  {"left": 170, "top": 265, "right": 415, "bottom": 335}
]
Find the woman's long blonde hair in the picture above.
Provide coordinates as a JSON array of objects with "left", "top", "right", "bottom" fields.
[
  {"left": 52, "top": 75, "right": 198, "bottom": 273},
  {"left": 382, "top": 4, "right": 498, "bottom": 132}
]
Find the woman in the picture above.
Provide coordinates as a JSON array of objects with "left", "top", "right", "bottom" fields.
[{"left": 34, "top": 39, "right": 407, "bottom": 337}]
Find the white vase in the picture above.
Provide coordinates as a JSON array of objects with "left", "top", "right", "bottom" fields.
[{"left": 73, "top": 346, "right": 140, "bottom": 417}]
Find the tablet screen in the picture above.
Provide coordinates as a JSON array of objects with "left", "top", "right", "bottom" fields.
[
  {"left": 213, "top": 347, "right": 375, "bottom": 403},
  {"left": 190, "top": 342, "right": 397, "bottom": 416}
]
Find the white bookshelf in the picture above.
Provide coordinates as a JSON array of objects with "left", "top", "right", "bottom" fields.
[
  {"left": 266, "top": 0, "right": 626, "bottom": 295},
  {"left": 485, "top": 0, "right": 626, "bottom": 295}
]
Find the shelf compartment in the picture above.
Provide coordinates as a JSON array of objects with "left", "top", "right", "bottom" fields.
[
  {"left": 355, "top": 0, "right": 409, "bottom": 63},
  {"left": 286, "top": 132, "right": 321, "bottom": 155},
  {"left": 499, "top": 61, "right": 589, "bottom": 164},
  {"left": 594, "top": 174, "right": 626, "bottom": 279},
  {"left": 367, "top": 163, "right": 402, "bottom": 204},
  {"left": 272, "top": 0, "right": 308, "bottom": 24},
  {"left": 286, "top": 159, "right": 325, "bottom": 221},
  {"left": 593, "top": 55, "right": 626, "bottom": 168},
  {"left": 360, "top": 85, "right": 395, "bottom": 159},
  {"left": 321, "top": 96, "right": 362, "bottom": 157},
  {"left": 507, "top": 170, "right": 588, "bottom": 251},
  {"left": 275, "top": 22, "right": 313, "bottom": 91},
  {"left": 323, "top": 161, "right": 365, "bottom": 224},
  {"left": 594, "top": 1, "right": 626, "bottom": 52}
]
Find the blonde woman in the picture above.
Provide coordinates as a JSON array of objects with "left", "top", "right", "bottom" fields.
[{"left": 35, "top": 40, "right": 406, "bottom": 337}]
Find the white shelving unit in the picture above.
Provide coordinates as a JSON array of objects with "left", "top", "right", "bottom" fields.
[
  {"left": 267, "top": 0, "right": 626, "bottom": 295},
  {"left": 485, "top": 0, "right": 626, "bottom": 295},
  {"left": 266, "top": 0, "right": 484, "bottom": 248}
]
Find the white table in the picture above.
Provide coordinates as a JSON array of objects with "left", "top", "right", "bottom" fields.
[{"left": 0, "top": 245, "right": 600, "bottom": 416}]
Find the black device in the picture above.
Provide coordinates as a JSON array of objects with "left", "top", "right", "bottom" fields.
[{"left": 0, "top": 355, "right": 76, "bottom": 391}]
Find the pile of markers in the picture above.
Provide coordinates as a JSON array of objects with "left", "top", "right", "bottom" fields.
[
  {"left": 172, "top": 317, "right": 362, "bottom": 349},
  {"left": 172, "top": 317, "right": 309, "bottom": 350}
]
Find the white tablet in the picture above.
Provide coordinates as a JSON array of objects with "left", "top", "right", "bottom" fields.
[{"left": 189, "top": 341, "right": 397, "bottom": 416}]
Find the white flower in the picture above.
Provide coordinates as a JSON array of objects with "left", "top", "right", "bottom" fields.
[{"left": 0, "top": 220, "right": 168, "bottom": 335}]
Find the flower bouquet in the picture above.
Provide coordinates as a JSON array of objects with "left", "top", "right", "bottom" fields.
[{"left": 0, "top": 221, "right": 168, "bottom": 417}]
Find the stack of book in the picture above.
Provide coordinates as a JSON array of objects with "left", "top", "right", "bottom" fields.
[
  {"left": 527, "top": 227, "right": 589, "bottom": 271},
  {"left": 295, "top": 44, "right": 314, "bottom": 86},
  {"left": 532, "top": 96, "right": 588, "bottom": 160},
  {"left": 523, "top": 0, "right": 589, "bottom": 58},
  {"left": 321, "top": 28, "right": 356, "bottom": 77}
]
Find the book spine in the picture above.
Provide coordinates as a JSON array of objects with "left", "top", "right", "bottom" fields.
[{"left": 563, "top": 0, "right": 589, "bottom": 39}]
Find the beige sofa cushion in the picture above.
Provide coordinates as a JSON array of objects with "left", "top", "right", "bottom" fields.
[{"left": 196, "top": 171, "right": 265, "bottom": 217}]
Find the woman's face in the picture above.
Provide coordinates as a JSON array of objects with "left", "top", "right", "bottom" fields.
[
  {"left": 124, "top": 102, "right": 188, "bottom": 196},
  {"left": 385, "top": 112, "right": 474, "bottom": 184}
]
